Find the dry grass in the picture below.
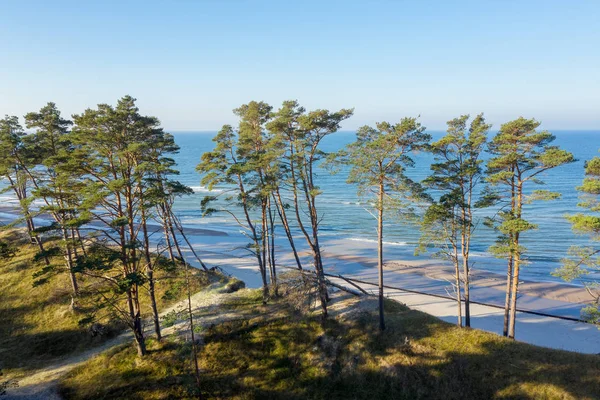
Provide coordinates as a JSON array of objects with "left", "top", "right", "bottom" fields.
[
  {"left": 0, "top": 229, "right": 212, "bottom": 378},
  {"left": 58, "top": 288, "right": 600, "bottom": 400}
]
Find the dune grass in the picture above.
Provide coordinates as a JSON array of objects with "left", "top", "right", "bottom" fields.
[
  {"left": 0, "top": 229, "right": 211, "bottom": 378},
  {"left": 58, "top": 288, "right": 600, "bottom": 400}
]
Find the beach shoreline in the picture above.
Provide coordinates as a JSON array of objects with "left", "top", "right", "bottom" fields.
[
  {"left": 0, "top": 205, "right": 591, "bottom": 310},
  {"left": 2, "top": 204, "right": 599, "bottom": 353}
]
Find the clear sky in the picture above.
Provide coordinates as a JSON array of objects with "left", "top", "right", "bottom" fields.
[{"left": 1, "top": 0, "right": 599, "bottom": 131}]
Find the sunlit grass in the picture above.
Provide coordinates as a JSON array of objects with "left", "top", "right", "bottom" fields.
[
  {"left": 0, "top": 229, "right": 211, "bottom": 378},
  {"left": 58, "top": 289, "right": 600, "bottom": 400}
]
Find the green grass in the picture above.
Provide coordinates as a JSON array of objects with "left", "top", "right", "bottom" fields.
[
  {"left": 0, "top": 229, "right": 212, "bottom": 378},
  {"left": 58, "top": 290, "right": 600, "bottom": 400},
  {"left": 59, "top": 339, "right": 200, "bottom": 400}
]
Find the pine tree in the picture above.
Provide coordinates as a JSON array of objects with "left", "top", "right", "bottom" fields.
[
  {"left": 71, "top": 96, "right": 181, "bottom": 356},
  {"left": 486, "top": 117, "right": 574, "bottom": 339},
  {"left": 285, "top": 104, "right": 354, "bottom": 318},
  {"left": 420, "top": 114, "right": 489, "bottom": 327},
  {"left": 339, "top": 118, "right": 430, "bottom": 330},
  {"left": 236, "top": 101, "right": 281, "bottom": 297},
  {"left": 266, "top": 101, "right": 308, "bottom": 271},
  {"left": 554, "top": 154, "right": 600, "bottom": 325},
  {"left": 0, "top": 115, "right": 49, "bottom": 263},
  {"left": 132, "top": 124, "right": 192, "bottom": 340},
  {"left": 197, "top": 101, "right": 276, "bottom": 302},
  {"left": 24, "top": 103, "right": 86, "bottom": 308}
]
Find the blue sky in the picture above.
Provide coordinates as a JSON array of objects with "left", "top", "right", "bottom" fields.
[{"left": 1, "top": 0, "right": 599, "bottom": 130}]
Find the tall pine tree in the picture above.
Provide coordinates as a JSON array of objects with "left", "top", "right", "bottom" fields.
[
  {"left": 421, "top": 114, "right": 489, "bottom": 327},
  {"left": 486, "top": 117, "right": 574, "bottom": 339},
  {"left": 340, "top": 118, "right": 430, "bottom": 330}
]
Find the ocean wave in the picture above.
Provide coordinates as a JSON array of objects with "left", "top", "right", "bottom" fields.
[
  {"left": 180, "top": 217, "right": 231, "bottom": 224},
  {"left": 0, "top": 196, "right": 19, "bottom": 204},
  {"left": 468, "top": 251, "right": 490, "bottom": 258},
  {"left": 341, "top": 201, "right": 363, "bottom": 205},
  {"left": 347, "top": 237, "right": 408, "bottom": 246},
  {"left": 0, "top": 196, "right": 47, "bottom": 208},
  {"left": 189, "top": 185, "right": 224, "bottom": 193}
]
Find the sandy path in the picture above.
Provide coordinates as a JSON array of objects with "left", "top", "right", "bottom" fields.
[{"left": 3, "top": 281, "right": 247, "bottom": 400}]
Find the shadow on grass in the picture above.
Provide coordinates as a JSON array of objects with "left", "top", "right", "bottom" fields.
[
  {"left": 0, "top": 325, "right": 123, "bottom": 372},
  {"left": 56, "top": 294, "right": 600, "bottom": 400}
]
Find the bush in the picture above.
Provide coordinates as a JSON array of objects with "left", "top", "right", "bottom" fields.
[{"left": 0, "top": 241, "right": 15, "bottom": 260}]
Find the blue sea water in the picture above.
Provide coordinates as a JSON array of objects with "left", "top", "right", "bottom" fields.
[{"left": 169, "top": 130, "right": 600, "bottom": 283}]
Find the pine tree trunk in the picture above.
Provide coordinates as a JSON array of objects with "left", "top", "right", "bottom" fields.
[
  {"left": 62, "top": 227, "right": 79, "bottom": 309},
  {"left": 457, "top": 214, "right": 471, "bottom": 328},
  {"left": 236, "top": 177, "right": 268, "bottom": 304},
  {"left": 508, "top": 252, "right": 520, "bottom": 339},
  {"left": 268, "top": 201, "right": 278, "bottom": 297},
  {"left": 260, "top": 203, "right": 269, "bottom": 303},
  {"left": 164, "top": 224, "right": 176, "bottom": 263},
  {"left": 308, "top": 192, "right": 329, "bottom": 308},
  {"left": 450, "top": 214, "right": 464, "bottom": 328},
  {"left": 70, "top": 228, "right": 79, "bottom": 259},
  {"left": 462, "top": 252, "right": 470, "bottom": 327},
  {"left": 171, "top": 210, "right": 209, "bottom": 271},
  {"left": 508, "top": 182, "right": 524, "bottom": 339},
  {"left": 128, "top": 288, "right": 147, "bottom": 357},
  {"left": 503, "top": 167, "right": 517, "bottom": 337},
  {"left": 160, "top": 204, "right": 176, "bottom": 263},
  {"left": 314, "top": 251, "right": 328, "bottom": 318},
  {"left": 126, "top": 186, "right": 146, "bottom": 356},
  {"left": 455, "top": 265, "right": 462, "bottom": 327},
  {"left": 377, "top": 182, "right": 385, "bottom": 331},
  {"left": 503, "top": 256, "right": 513, "bottom": 337},
  {"left": 290, "top": 147, "right": 327, "bottom": 316},
  {"left": 12, "top": 176, "right": 50, "bottom": 266},
  {"left": 273, "top": 191, "right": 302, "bottom": 270},
  {"left": 183, "top": 245, "right": 202, "bottom": 393},
  {"left": 75, "top": 228, "right": 87, "bottom": 257},
  {"left": 310, "top": 209, "right": 329, "bottom": 314},
  {"left": 142, "top": 214, "right": 162, "bottom": 341},
  {"left": 168, "top": 220, "right": 186, "bottom": 262},
  {"left": 28, "top": 217, "right": 50, "bottom": 266}
]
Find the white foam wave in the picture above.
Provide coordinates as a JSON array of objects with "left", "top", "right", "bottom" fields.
[
  {"left": 347, "top": 237, "right": 408, "bottom": 246},
  {"left": 190, "top": 185, "right": 223, "bottom": 193},
  {"left": 181, "top": 217, "right": 231, "bottom": 224},
  {"left": 0, "top": 196, "right": 19, "bottom": 204},
  {"left": 468, "top": 251, "right": 491, "bottom": 258}
]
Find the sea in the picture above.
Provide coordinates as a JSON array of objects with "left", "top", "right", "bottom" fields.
[
  {"left": 0, "top": 130, "right": 597, "bottom": 284},
  {"left": 168, "top": 130, "right": 600, "bottom": 284}
]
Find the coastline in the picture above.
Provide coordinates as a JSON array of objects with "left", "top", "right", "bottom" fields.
[
  {"left": 2, "top": 205, "right": 599, "bottom": 353},
  {"left": 1, "top": 205, "right": 590, "bottom": 311},
  {"left": 180, "top": 231, "right": 600, "bottom": 354}
]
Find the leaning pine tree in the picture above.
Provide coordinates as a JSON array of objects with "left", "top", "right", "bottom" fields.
[
  {"left": 24, "top": 103, "right": 88, "bottom": 308},
  {"left": 486, "top": 117, "right": 574, "bottom": 339},
  {"left": 0, "top": 116, "right": 49, "bottom": 262},
  {"left": 265, "top": 100, "right": 307, "bottom": 271},
  {"left": 197, "top": 101, "right": 276, "bottom": 302},
  {"left": 236, "top": 101, "right": 282, "bottom": 297},
  {"left": 284, "top": 104, "right": 354, "bottom": 318},
  {"left": 337, "top": 118, "right": 430, "bottom": 330}
]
